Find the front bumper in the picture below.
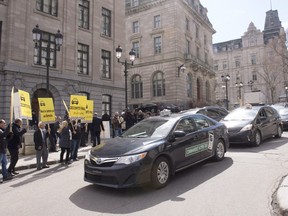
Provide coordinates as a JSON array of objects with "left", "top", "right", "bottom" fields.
[
  {"left": 84, "top": 159, "right": 152, "bottom": 188},
  {"left": 228, "top": 130, "right": 255, "bottom": 144}
]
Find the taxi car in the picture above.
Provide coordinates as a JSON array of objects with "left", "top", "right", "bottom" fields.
[
  {"left": 84, "top": 111, "right": 229, "bottom": 189},
  {"left": 221, "top": 104, "right": 283, "bottom": 146}
]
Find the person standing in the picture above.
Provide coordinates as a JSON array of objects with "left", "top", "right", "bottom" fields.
[
  {"left": 34, "top": 121, "right": 50, "bottom": 170},
  {"left": 70, "top": 119, "right": 81, "bottom": 161},
  {"left": 8, "top": 118, "right": 27, "bottom": 175},
  {"left": 57, "top": 120, "right": 71, "bottom": 164},
  {"left": 112, "top": 112, "right": 121, "bottom": 137},
  {"left": 0, "top": 119, "right": 13, "bottom": 183},
  {"left": 91, "top": 113, "right": 105, "bottom": 147}
]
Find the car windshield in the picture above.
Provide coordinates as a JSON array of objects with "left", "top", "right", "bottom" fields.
[
  {"left": 122, "top": 118, "right": 175, "bottom": 138},
  {"left": 223, "top": 108, "right": 257, "bottom": 121}
]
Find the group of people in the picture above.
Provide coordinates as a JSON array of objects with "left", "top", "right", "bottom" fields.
[{"left": 0, "top": 108, "right": 152, "bottom": 183}]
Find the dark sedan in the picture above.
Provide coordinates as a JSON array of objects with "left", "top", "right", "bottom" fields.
[
  {"left": 221, "top": 105, "right": 283, "bottom": 146},
  {"left": 84, "top": 112, "right": 229, "bottom": 189}
]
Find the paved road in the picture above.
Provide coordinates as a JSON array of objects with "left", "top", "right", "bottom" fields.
[{"left": 1, "top": 134, "right": 288, "bottom": 216}]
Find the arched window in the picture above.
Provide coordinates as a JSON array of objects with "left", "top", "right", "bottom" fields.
[
  {"left": 78, "top": 91, "right": 90, "bottom": 99},
  {"left": 131, "top": 74, "right": 143, "bottom": 99},
  {"left": 153, "top": 71, "right": 165, "bottom": 97},
  {"left": 205, "top": 81, "right": 210, "bottom": 102},
  {"left": 187, "top": 73, "right": 193, "bottom": 98}
]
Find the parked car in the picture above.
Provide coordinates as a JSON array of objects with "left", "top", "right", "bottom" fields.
[
  {"left": 162, "top": 104, "right": 181, "bottom": 113},
  {"left": 221, "top": 104, "right": 283, "bottom": 146},
  {"left": 181, "top": 106, "right": 229, "bottom": 121},
  {"left": 84, "top": 112, "right": 229, "bottom": 189},
  {"left": 271, "top": 104, "right": 288, "bottom": 130}
]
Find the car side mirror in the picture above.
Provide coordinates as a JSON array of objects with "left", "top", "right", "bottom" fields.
[{"left": 173, "top": 130, "right": 186, "bottom": 137}]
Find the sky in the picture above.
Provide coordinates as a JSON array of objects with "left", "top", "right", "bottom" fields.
[{"left": 201, "top": 0, "right": 288, "bottom": 43}]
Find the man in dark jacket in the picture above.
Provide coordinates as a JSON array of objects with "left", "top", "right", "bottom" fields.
[
  {"left": 8, "top": 118, "right": 27, "bottom": 175},
  {"left": 34, "top": 121, "right": 50, "bottom": 170},
  {"left": 91, "top": 113, "right": 105, "bottom": 147},
  {"left": 0, "top": 119, "right": 13, "bottom": 183}
]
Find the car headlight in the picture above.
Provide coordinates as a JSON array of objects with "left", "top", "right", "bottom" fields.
[
  {"left": 85, "top": 150, "right": 91, "bottom": 160},
  {"left": 116, "top": 152, "right": 147, "bottom": 165},
  {"left": 240, "top": 124, "right": 253, "bottom": 132}
]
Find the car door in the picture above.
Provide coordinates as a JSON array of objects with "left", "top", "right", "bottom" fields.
[
  {"left": 263, "top": 107, "right": 278, "bottom": 136},
  {"left": 192, "top": 115, "right": 213, "bottom": 159},
  {"left": 257, "top": 108, "right": 272, "bottom": 139},
  {"left": 171, "top": 117, "right": 203, "bottom": 170}
]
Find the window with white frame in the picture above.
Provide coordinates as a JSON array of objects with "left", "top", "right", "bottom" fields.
[
  {"left": 101, "top": 50, "right": 111, "bottom": 79},
  {"left": 132, "top": 21, "right": 139, "bottom": 33},
  {"left": 131, "top": 75, "right": 143, "bottom": 99},
  {"left": 79, "top": 0, "right": 89, "bottom": 29},
  {"left": 153, "top": 71, "right": 165, "bottom": 97},
  {"left": 154, "top": 15, "right": 161, "bottom": 28},
  {"left": 154, "top": 36, "right": 162, "bottom": 54},
  {"left": 132, "top": 41, "right": 140, "bottom": 58},
  {"left": 77, "top": 43, "right": 89, "bottom": 75}
]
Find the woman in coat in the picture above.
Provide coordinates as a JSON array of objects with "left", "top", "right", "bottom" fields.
[{"left": 57, "top": 120, "right": 71, "bottom": 164}]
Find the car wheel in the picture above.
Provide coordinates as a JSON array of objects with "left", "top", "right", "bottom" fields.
[
  {"left": 274, "top": 125, "right": 282, "bottom": 138},
  {"left": 151, "top": 157, "right": 170, "bottom": 189},
  {"left": 214, "top": 139, "right": 225, "bottom": 161},
  {"left": 253, "top": 131, "right": 261, "bottom": 146}
]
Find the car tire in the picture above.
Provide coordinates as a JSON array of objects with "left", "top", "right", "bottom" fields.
[
  {"left": 274, "top": 125, "right": 282, "bottom": 138},
  {"left": 214, "top": 139, "right": 225, "bottom": 161},
  {"left": 253, "top": 131, "right": 261, "bottom": 146},
  {"left": 151, "top": 157, "right": 170, "bottom": 189}
]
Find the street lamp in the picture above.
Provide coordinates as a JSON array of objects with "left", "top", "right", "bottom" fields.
[
  {"left": 221, "top": 74, "right": 230, "bottom": 110},
  {"left": 115, "top": 45, "right": 136, "bottom": 109},
  {"left": 248, "top": 80, "right": 254, "bottom": 91},
  {"left": 32, "top": 24, "right": 63, "bottom": 93},
  {"left": 235, "top": 81, "right": 243, "bottom": 106}
]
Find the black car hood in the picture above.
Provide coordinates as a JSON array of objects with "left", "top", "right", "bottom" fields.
[{"left": 90, "top": 136, "right": 164, "bottom": 157}]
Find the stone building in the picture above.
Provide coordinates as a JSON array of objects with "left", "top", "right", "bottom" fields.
[
  {"left": 125, "top": 0, "right": 216, "bottom": 111},
  {"left": 213, "top": 10, "right": 288, "bottom": 109},
  {"left": 0, "top": 0, "right": 126, "bottom": 122}
]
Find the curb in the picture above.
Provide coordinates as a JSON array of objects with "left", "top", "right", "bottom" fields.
[{"left": 277, "top": 175, "right": 288, "bottom": 216}]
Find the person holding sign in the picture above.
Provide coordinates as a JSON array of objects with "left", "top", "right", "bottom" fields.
[
  {"left": 7, "top": 118, "right": 28, "bottom": 175},
  {"left": 57, "top": 120, "right": 71, "bottom": 165},
  {"left": 34, "top": 121, "right": 50, "bottom": 170}
]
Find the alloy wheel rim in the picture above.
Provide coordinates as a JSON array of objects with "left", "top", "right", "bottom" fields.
[
  {"left": 157, "top": 161, "right": 169, "bottom": 184},
  {"left": 217, "top": 142, "right": 224, "bottom": 158}
]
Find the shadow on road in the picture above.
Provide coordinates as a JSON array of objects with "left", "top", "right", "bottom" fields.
[{"left": 69, "top": 157, "right": 233, "bottom": 214}]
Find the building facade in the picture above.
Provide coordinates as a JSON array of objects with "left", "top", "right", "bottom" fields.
[
  {"left": 0, "top": 0, "right": 126, "bottom": 122},
  {"left": 125, "top": 0, "right": 216, "bottom": 110},
  {"left": 213, "top": 10, "right": 288, "bottom": 109}
]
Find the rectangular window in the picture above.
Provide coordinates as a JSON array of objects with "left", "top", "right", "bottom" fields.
[
  {"left": 186, "top": 18, "right": 189, "bottom": 31},
  {"left": 154, "top": 15, "right": 161, "bottom": 28},
  {"left": 204, "top": 52, "right": 208, "bottom": 63},
  {"left": 252, "top": 72, "right": 257, "bottom": 81},
  {"left": 102, "top": 94, "right": 111, "bottom": 117},
  {"left": 102, "top": 8, "right": 111, "bottom": 37},
  {"left": 251, "top": 54, "right": 257, "bottom": 65},
  {"left": 195, "top": 24, "right": 199, "bottom": 39},
  {"left": 33, "top": 32, "right": 57, "bottom": 68},
  {"left": 132, "top": 41, "right": 140, "bottom": 58},
  {"left": 196, "top": 46, "right": 200, "bottom": 58},
  {"left": 101, "top": 50, "right": 111, "bottom": 79},
  {"left": 214, "top": 65, "right": 218, "bottom": 71},
  {"left": 0, "top": 22, "right": 2, "bottom": 54},
  {"left": 154, "top": 36, "right": 162, "bottom": 54},
  {"left": 132, "top": 21, "right": 139, "bottom": 33},
  {"left": 77, "top": 43, "right": 89, "bottom": 75},
  {"left": 235, "top": 58, "right": 240, "bottom": 67},
  {"left": 36, "top": 0, "right": 58, "bottom": 16},
  {"left": 131, "top": 0, "right": 139, "bottom": 7},
  {"left": 223, "top": 61, "right": 228, "bottom": 69},
  {"left": 204, "top": 34, "right": 207, "bottom": 45},
  {"left": 79, "top": 0, "right": 89, "bottom": 29},
  {"left": 186, "top": 40, "right": 190, "bottom": 54}
]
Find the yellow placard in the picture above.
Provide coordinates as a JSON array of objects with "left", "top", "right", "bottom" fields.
[
  {"left": 14, "top": 90, "right": 32, "bottom": 119},
  {"left": 69, "top": 95, "right": 87, "bottom": 119},
  {"left": 38, "top": 98, "right": 55, "bottom": 123},
  {"left": 83, "top": 100, "right": 94, "bottom": 123}
]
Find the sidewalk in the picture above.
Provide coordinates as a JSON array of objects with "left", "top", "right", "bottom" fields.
[{"left": 14, "top": 145, "right": 91, "bottom": 171}]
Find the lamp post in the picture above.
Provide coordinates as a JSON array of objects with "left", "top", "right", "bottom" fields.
[
  {"left": 221, "top": 74, "right": 230, "bottom": 110},
  {"left": 248, "top": 80, "right": 254, "bottom": 91},
  {"left": 115, "top": 45, "right": 136, "bottom": 110},
  {"left": 32, "top": 24, "right": 63, "bottom": 93},
  {"left": 285, "top": 86, "right": 288, "bottom": 103},
  {"left": 235, "top": 81, "right": 243, "bottom": 106}
]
